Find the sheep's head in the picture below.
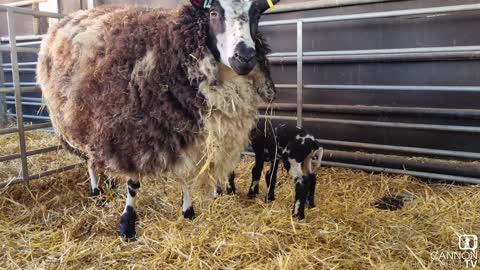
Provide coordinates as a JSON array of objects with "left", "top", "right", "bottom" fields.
[{"left": 191, "top": 0, "right": 280, "bottom": 76}]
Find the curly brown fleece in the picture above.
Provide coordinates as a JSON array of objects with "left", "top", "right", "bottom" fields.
[{"left": 37, "top": 4, "right": 274, "bottom": 185}]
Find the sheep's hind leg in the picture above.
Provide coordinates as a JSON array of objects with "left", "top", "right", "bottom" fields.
[
  {"left": 182, "top": 184, "right": 195, "bottom": 220},
  {"left": 119, "top": 178, "right": 140, "bottom": 240},
  {"left": 87, "top": 161, "right": 107, "bottom": 207},
  {"left": 87, "top": 161, "right": 101, "bottom": 197}
]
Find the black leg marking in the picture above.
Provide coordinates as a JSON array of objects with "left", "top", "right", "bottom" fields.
[
  {"left": 90, "top": 187, "right": 101, "bottom": 197},
  {"left": 181, "top": 186, "right": 195, "bottom": 220},
  {"left": 119, "top": 205, "right": 137, "bottom": 241},
  {"left": 119, "top": 178, "right": 140, "bottom": 241},
  {"left": 214, "top": 184, "right": 223, "bottom": 198},
  {"left": 293, "top": 176, "right": 307, "bottom": 220},
  {"left": 226, "top": 172, "right": 236, "bottom": 195},
  {"left": 305, "top": 173, "right": 316, "bottom": 208},
  {"left": 183, "top": 206, "right": 195, "bottom": 220}
]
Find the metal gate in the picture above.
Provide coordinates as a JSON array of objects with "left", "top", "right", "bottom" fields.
[
  {"left": 0, "top": 6, "right": 81, "bottom": 188},
  {"left": 1, "top": 2, "right": 480, "bottom": 188}
]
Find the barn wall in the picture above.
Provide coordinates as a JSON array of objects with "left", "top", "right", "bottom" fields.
[
  {"left": 2, "top": 0, "right": 480, "bottom": 179},
  {"left": 259, "top": 0, "right": 480, "bottom": 158}
]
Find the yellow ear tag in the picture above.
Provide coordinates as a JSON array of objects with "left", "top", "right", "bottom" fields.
[{"left": 266, "top": 0, "right": 275, "bottom": 11}]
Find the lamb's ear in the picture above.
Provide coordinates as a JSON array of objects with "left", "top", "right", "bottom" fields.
[{"left": 190, "top": 0, "right": 211, "bottom": 9}]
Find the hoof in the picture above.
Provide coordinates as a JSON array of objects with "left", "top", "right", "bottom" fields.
[
  {"left": 293, "top": 212, "right": 305, "bottom": 220},
  {"left": 247, "top": 188, "right": 258, "bottom": 198},
  {"left": 306, "top": 200, "right": 315, "bottom": 209},
  {"left": 265, "top": 194, "right": 275, "bottom": 203},
  {"left": 214, "top": 185, "right": 223, "bottom": 198},
  {"left": 183, "top": 207, "right": 195, "bottom": 220},
  {"left": 119, "top": 206, "right": 137, "bottom": 241},
  {"left": 226, "top": 184, "right": 236, "bottom": 195},
  {"left": 90, "top": 187, "right": 101, "bottom": 197}
]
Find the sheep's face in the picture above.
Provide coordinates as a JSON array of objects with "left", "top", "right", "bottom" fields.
[{"left": 191, "top": 0, "right": 279, "bottom": 76}]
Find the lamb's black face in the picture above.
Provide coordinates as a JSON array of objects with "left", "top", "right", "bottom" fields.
[{"left": 193, "top": 0, "right": 279, "bottom": 75}]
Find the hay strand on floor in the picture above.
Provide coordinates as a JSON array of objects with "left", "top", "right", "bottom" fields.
[{"left": 1, "top": 130, "right": 480, "bottom": 269}]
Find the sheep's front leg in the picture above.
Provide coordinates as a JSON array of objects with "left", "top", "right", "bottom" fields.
[
  {"left": 182, "top": 184, "right": 195, "bottom": 220},
  {"left": 119, "top": 178, "right": 140, "bottom": 240},
  {"left": 248, "top": 151, "right": 265, "bottom": 198},
  {"left": 287, "top": 159, "right": 307, "bottom": 220}
]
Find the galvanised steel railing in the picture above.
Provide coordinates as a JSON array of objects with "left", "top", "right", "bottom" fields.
[
  {"left": 2, "top": 3, "right": 480, "bottom": 187},
  {"left": 0, "top": 5, "right": 81, "bottom": 188}
]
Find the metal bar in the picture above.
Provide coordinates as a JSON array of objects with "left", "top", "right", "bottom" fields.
[
  {"left": 0, "top": 163, "right": 82, "bottom": 189},
  {"left": 0, "top": 46, "right": 39, "bottom": 53},
  {"left": 16, "top": 41, "right": 41, "bottom": 46},
  {"left": 0, "top": 86, "right": 41, "bottom": 94},
  {"left": 0, "top": 145, "right": 61, "bottom": 163},
  {"left": 274, "top": 84, "right": 480, "bottom": 92},
  {"left": 3, "top": 82, "right": 38, "bottom": 87},
  {"left": 0, "top": 122, "right": 51, "bottom": 135},
  {"left": 0, "top": 34, "right": 44, "bottom": 42},
  {"left": 4, "top": 68, "right": 36, "bottom": 72},
  {"left": 296, "top": 20, "right": 303, "bottom": 128},
  {"left": 240, "top": 151, "right": 480, "bottom": 183},
  {"left": 0, "top": 47, "right": 5, "bottom": 127},
  {"left": 7, "top": 113, "right": 49, "bottom": 120},
  {"left": 316, "top": 138, "right": 480, "bottom": 160},
  {"left": 6, "top": 101, "right": 42, "bottom": 106},
  {"left": 268, "top": 51, "right": 480, "bottom": 64},
  {"left": 6, "top": 96, "right": 42, "bottom": 102},
  {"left": 326, "top": 149, "right": 480, "bottom": 179},
  {"left": 269, "top": 46, "right": 480, "bottom": 58},
  {"left": 265, "top": 0, "right": 398, "bottom": 14},
  {"left": 258, "top": 103, "right": 480, "bottom": 119},
  {"left": 258, "top": 115, "right": 480, "bottom": 133},
  {"left": 0, "top": 5, "right": 64, "bottom": 18},
  {"left": 7, "top": 9, "right": 29, "bottom": 183},
  {"left": 2, "top": 61, "right": 37, "bottom": 67},
  {"left": 322, "top": 161, "right": 480, "bottom": 184},
  {"left": 259, "top": 3, "right": 480, "bottom": 26}
]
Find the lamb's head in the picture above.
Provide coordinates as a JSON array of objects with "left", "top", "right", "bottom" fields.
[{"left": 191, "top": 0, "right": 280, "bottom": 76}]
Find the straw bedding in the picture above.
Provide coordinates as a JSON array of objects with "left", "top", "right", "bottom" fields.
[{"left": 1, "top": 130, "right": 479, "bottom": 269}]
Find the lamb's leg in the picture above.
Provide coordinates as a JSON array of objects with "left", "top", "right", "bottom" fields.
[
  {"left": 303, "top": 158, "right": 316, "bottom": 208},
  {"left": 265, "top": 159, "right": 279, "bottom": 202},
  {"left": 287, "top": 159, "right": 307, "bottom": 220},
  {"left": 248, "top": 151, "right": 264, "bottom": 198},
  {"left": 119, "top": 178, "right": 140, "bottom": 240},
  {"left": 182, "top": 184, "right": 195, "bottom": 220},
  {"left": 87, "top": 160, "right": 101, "bottom": 197},
  {"left": 226, "top": 172, "right": 236, "bottom": 195}
]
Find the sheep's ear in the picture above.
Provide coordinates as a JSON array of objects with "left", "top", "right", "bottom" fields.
[{"left": 190, "top": 0, "right": 211, "bottom": 9}]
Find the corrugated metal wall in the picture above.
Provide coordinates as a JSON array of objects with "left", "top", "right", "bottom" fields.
[{"left": 2, "top": 0, "right": 480, "bottom": 181}]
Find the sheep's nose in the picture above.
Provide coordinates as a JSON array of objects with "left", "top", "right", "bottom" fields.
[{"left": 233, "top": 42, "right": 256, "bottom": 63}]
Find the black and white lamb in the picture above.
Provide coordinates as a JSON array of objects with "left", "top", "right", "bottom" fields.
[{"left": 229, "top": 122, "right": 324, "bottom": 219}]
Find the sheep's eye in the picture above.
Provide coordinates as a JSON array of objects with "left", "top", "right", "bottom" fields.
[{"left": 210, "top": 10, "right": 218, "bottom": 17}]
